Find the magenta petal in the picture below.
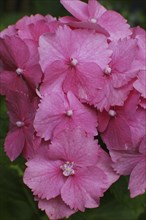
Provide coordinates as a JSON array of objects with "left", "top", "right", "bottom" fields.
[
  {"left": 38, "top": 196, "right": 76, "bottom": 220},
  {"left": 61, "top": 166, "right": 107, "bottom": 211},
  {"left": 129, "top": 159, "right": 146, "bottom": 198},
  {"left": 4, "top": 128, "right": 25, "bottom": 161},
  {"left": 24, "top": 149, "right": 65, "bottom": 200}
]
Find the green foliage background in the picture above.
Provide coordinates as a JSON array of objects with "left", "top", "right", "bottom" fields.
[{"left": 0, "top": 0, "right": 146, "bottom": 220}]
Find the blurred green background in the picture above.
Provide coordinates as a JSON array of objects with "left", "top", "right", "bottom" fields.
[{"left": 0, "top": 0, "right": 146, "bottom": 220}]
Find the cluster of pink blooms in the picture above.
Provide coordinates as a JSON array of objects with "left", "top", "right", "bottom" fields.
[{"left": 0, "top": 0, "right": 146, "bottom": 219}]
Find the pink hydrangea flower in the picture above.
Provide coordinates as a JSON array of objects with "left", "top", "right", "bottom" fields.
[
  {"left": 34, "top": 91, "right": 98, "bottom": 140},
  {"left": 92, "top": 38, "right": 138, "bottom": 110},
  {"left": 110, "top": 135, "right": 146, "bottom": 198},
  {"left": 24, "top": 128, "right": 118, "bottom": 219},
  {"left": 98, "top": 90, "right": 146, "bottom": 150},
  {"left": 4, "top": 91, "right": 38, "bottom": 161},
  {"left": 0, "top": 35, "right": 42, "bottom": 95},
  {"left": 39, "top": 25, "right": 111, "bottom": 102},
  {"left": 60, "top": 0, "right": 131, "bottom": 41}
]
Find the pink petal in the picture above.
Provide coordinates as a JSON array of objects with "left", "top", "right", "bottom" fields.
[
  {"left": 34, "top": 92, "right": 67, "bottom": 140},
  {"left": 61, "top": 166, "right": 107, "bottom": 211},
  {"left": 110, "top": 150, "right": 142, "bottom": 175},
  {"left": 101, "top": 115, "right": 133, "bottom": 150},
  {"left": 96, "top": 147, "right": 119, "bottom": 185},
  {"left": 0, "top": 71, "right": 29, "bottom": 96},
  {"left": 61, "top": 0, "right": 88, "bottom": 21},
  {"left": 48, "top": 128, "right": 99, "bottom": 167},
  {"left": 38, "top": 196, "right": 76, "bottom": 220},
  {"left": 23, "top": 64, "right": 43, "bottom": 89},
  {"left": 98, "top": 10, "right": 131, "bottom": 41},
  {"left": 139, "top": 136, "right": 146, "bottom": 154},
  {"left": 88, "top": 0, "right": 106, "bottom": 19},
  {"left": 4, "top": 128, "right": 25, "bottom": 161},
  {"left": 133, "top": 70, "right": 146, "bottom": 98},
  {"left": 129, "top": 159, "right": 146, "bottom": 198},
  {"left": 63, "top": 62, "right": 104, "bottom": 103},
  {"left": 0, "top": 36, "right": 29, "bottom": 68},
  {"left": 24, "top": 148, "right": 65, "bottom": 200},
  {"left": 110, "top": 38, "right": 138, "bottom": 88}
]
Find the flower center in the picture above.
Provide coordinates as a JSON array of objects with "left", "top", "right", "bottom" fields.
[
  {"left": 70, "top": 58, "right": 78, "bottom": 66},
  {"left": 66, "top": 109, "right": 73, "bottom": 117},
  {"left": 60, "top": 161, "right": 75, "bottom": 177},
  {"left": 104, "top": 65, "right": 112, "bottom": 75},
  {"left": 90, "top": 18, "right": 97, "bottom": 24},
  {"left": 16, "top": 121, "right": 24, "bottom": 127},
  {"left": 16, "top": 68, "right": 23, "bottom": 75},
  {"left": 108, "top": 110, "right": 116, "bottom": 117}
]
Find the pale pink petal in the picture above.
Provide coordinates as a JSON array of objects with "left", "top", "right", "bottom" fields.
[{"left": 38, "top": 196, "right": 76, "bottom": 220}]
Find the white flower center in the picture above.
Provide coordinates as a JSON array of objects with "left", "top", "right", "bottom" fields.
[
  {"left": 104, "top": 65, "right": 112, "bottom": 75},
  {"left": 16, "top": 68, "right": 23, "bottom": 75},
  {"left": 60, "top": 161, "right": 75, "bottom": 177},
  {"left": 70, "top": 58, "right": 78, "bottom": 66},
  {"left": 16, "top": 121, "right": 24, "bottom": 127},
  {"left": 90, "top": 18, "right": 97, "bottom": 24},
  {"left": 108, "top": 110, "right": 116, "bottom": 117},
  {"left": 66, "top": 109, "right": 73, "bottom": 117}
]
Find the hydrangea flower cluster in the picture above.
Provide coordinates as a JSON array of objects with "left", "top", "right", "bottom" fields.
[{"left": 0, "top": 0, "right": 145, "bottom": 219}]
